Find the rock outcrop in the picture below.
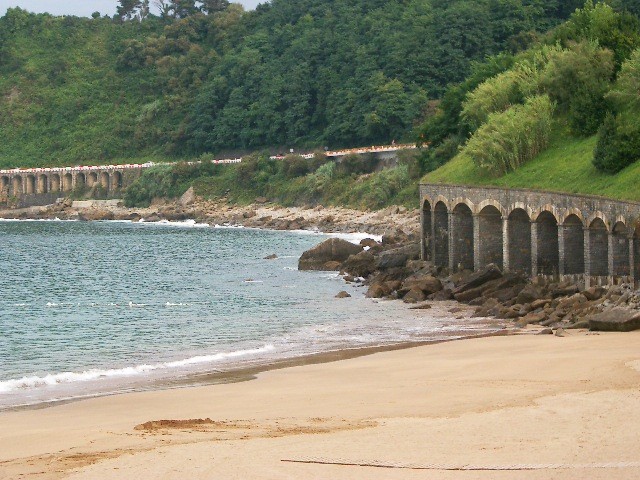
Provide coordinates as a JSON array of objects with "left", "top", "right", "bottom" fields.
[{"left": 298, "top": 238, "right": 363, "bottom": 271}]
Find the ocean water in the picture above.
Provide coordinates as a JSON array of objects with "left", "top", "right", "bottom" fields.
[{"left": 0, "top": 220, "right": 496, "bottom": 410}]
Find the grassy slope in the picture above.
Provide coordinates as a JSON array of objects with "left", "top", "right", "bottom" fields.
[{"left": 424, "top": 125, "right": 640, "bottom": 202}]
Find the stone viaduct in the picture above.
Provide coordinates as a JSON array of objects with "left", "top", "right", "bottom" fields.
[
  {"left": 420, "top": 183, "right": 640, "bottom": 287},
  {"left": 0, "top": 164, "right": 147, "bottom": 208}
]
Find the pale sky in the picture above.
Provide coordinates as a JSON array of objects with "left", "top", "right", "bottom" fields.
[{"left": 0, "top": 0, "right": 263, "bottom": 17}]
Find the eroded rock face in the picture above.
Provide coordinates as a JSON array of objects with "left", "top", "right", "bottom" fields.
[
  {"left": 298, "top": 238, "right": 363, "bottom": 271},
  {"left": 588, "top": 308, "right": 640, "bottom": 332},
  {"left": 452, "top": 264, "right": 503, "bottom": 295}
]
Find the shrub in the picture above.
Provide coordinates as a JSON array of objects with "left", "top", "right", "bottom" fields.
[
  {"left": 280, "top": 154, "right": 311, "bottom": 179},
  {"left": 593, "top": 112, "right": 640, "bottom": 173},
  {"left": 461, "top": 95, "right": 555, "bottom": 176}
]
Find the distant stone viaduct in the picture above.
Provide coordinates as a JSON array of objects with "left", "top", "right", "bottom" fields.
[
  {"left": 0, "top": 165, "right": 143, "bottom": 208},
  {"left": 420, "top": 183, "right": 640, "bottom": 286}
]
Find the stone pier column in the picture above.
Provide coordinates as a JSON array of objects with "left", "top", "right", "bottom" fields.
[
  {"left": 558, "top": 224, "right": 566, "bottom": 277},
  {"left": 629, "top": 236, "right": 635, "bottom": 283},
  {"left": 608, "top": 231, "right": 615, "bottom": 280},
  {"left": 502, "top": 217, "right": 510, "bottom": 273},
  {"left": 431, "top": 210, "right": 436, "bottom": 265},
  {"left": 584, "top": 228, "right": 591, "bottom": 288},
  {"left": 448, "top": 212, "right": 455, "bottom": 272},
  {"left": 531, "top": 222, "right": 538, "bottom": 277},
  {"left": 420, "top": 208, "right": 426, "bottom": 261},
  {"left": 473, "top": 214, "right": 481, "bottom": 272}
]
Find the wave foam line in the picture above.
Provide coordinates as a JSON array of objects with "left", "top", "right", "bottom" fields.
[{"left": 0, "top": 345, "right": 275, "bottom": 393}]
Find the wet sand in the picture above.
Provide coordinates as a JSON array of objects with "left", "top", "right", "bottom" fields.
[{"left": 1, "top": 329, "right": 639, "bottom": 480}]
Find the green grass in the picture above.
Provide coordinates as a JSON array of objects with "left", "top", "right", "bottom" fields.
[{"left": 424, "top": 125, "right": 640, "bottom": 202}]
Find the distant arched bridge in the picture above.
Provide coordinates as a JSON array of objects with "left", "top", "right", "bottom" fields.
[
  {"left": 420, "top": 183, "right": 640, "bottom": 286},
  {"left": 0, "top": 144, "right": 416, "bottom": 208}
]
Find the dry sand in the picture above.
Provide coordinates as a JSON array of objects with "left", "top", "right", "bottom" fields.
[{"left": 1, "top": 330, "right": 640, "bottom": 480}]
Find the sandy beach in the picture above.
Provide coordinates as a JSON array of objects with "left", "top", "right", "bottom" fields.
[{"left": 1, "top": 330, "right": 639, "bottom": 480}]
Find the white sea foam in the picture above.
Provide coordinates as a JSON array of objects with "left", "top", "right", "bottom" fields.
[
  {"left": 288, "top": 228, "right": 382, "bottom": 244},
  {"left": 138, "top": 219, "right": 210, "bottom": 228},
  {"left": 0, "top": 345, "right": 275, "bottom": 393}
]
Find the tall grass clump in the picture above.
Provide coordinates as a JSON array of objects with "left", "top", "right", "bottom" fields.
[{"left": 461, "top": 95, "right": 555, "bottom": 176}]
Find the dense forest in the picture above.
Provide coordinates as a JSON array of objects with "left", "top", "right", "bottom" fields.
[{"left": 0, "top": 0, "right": 586, "bottom": 168}]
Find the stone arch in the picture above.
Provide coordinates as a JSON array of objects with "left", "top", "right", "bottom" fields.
[
  {"left": 536, "top": 211, "right": 559, "bottom": 276},
  {"left": 531, "top": 206, "right": 560, "bottom": 224},
  {"left": 100, "top": 172, "right": 110, "bottom": 191},
  {"left": 451, "top": 203, "right": 474, "bottom": 271},
  {"left": 477, "top": 205, "right": 503, "bottom": 269},
  {"left": 76, "top": 172, "right": 86, "bottom": 189},
  {"left": 112, "top": 171, "right": 123, "bottom": 190},
  {"left": 451, "top": 197, "right": 474, "bottom": 213},
  {"left": 37, "top": 174, "right": 48, "bottom": 194},
  {"left": 562, "top": 214, "right": 584, "bottom": 275},
  {"left": 12, "top": 176, "right": 22, "bottom": 195},
  {"left": 586, "top": 212, "right": 610, "bottom": 232},
  {"left": 1, "top": 176, "right": 9, "bottom": 193},
  {"left": 475, "top": 199, "right": 505, "bottom": 217},
  {"left": 50, "top": 174, "right": 61, "bottom": 192},
  {"left": 508, "top": 202, "right": 534, "bottom": 220},
  {"left": 611, "top": 221, "right": 630, "bottom": 277},
  {"left": 508, "top": 208, "right": 532, "bottom": 275},
  {"left": 87, "top": 172, "right": 98, "bottom": 187},
  {"left": 63, "top": 173, "right": 73, "bottom": 192},
  {"left": 562, "top": 208, "right": 585, "bottom": 225},
  {"left": 589, "top": 217, "right": 609, "bottom": 277},
  {"left": 422, "top": 198, "right": 433, "bottom": 262},
  {"left": 434, "top": 201, "right": 449, "bottom": 268}
]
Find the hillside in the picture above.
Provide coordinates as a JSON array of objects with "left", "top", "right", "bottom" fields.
[
  {"left": 0, "top": 0, "right": 582, "bottom": 169},
  {"left": 422, "top": 1, "right": 640, "bottom": 203},
  {"left": 425, "top": 124, "right": 640, "bottom": 202}
]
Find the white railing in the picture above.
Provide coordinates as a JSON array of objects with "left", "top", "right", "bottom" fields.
[{"left": 0, "top": 144, "right": 417, "bottom": 176}]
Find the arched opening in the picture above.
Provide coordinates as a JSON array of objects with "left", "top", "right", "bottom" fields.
[
  {"left": 478, "top": 205, "right": 503, "bottom": 269},
  {"left": 63, "top": 173, "right": 73, "bottom": 192},
  {"left": 422, "top": 199, "right": 433, "bottom": 262},
  {"left": 589, "top": 218, "right": 609, "bottom": 277},
  {"left": 434, "top": 202, "right": 449, "bottom": 268},
  {"left": 12, "top": 176, "right": 22, "bottom": 195},
  {"left": 25, "top": 175, "right": 35, "bottom": 194},
  {"left": 112, "top": 171, "right": 123, "bottom": 190},
  {"left": 76, "top": 173, "right": 86, "bottom": 190},
  {"left": 87, "top": 172, "right": 98, "bottom": 187},
  {"left": 536, "top": 211, "right": 559, "bottom": 276},
  {"left": 37, "top": 174, "right": 48, "bottom": 194},
  {"left": 562, "top": 214, "right": 584, "bottom": 275},
  {"left": 611, "top": 221, "right": 629, "bottom": 277},
  {"left": 508, "top": 208, "right": 531, "bottom": 275},
  {"left": 100, "top": 172, "right": 110, "bottom": 191},
  {"left": 451, "top": 203, "right": 474, "bottom": 271},
  {"left": 50, "top": 174, "right": 61, "bottom": 192},
  {"left": 1, "top": 176, "right": 10, "bottom": 193}
]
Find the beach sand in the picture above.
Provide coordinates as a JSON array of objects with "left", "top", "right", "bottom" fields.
[{"left": 1, "top": 330, "right": 639, "bottom": 480}]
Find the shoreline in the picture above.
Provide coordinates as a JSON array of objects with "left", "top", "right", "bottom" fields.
[
  {"left": 1, "top": 299, "right": 508, "bottom": 414},
  {"left": 1, "top": 330, "right": 639, "bottom": 479}
]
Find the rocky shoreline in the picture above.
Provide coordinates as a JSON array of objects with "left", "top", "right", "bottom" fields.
[
  {"left": 298, "top": 237, "right": 640, "bottom": 334},
  {"left": 0, "top": 193, "right": 420, "bottom": 238},
  {"left": 3, "top": 194, "right": 639, "bottom": 333}
]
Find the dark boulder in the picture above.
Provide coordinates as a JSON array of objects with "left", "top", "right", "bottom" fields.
[
  {"left": 403, "top": 288, "right": 427, "bottom": 304},
  {"left": 341, "top": 251, "right": 376, "bottom": 277},
  {"left": 335, "top": 291, "right": 352, "bottom": 299},
  {"left": 588, "top": 308, "right": 640, "bottom": 332},
  {"left": 452, "top": 264, "right": 502, "bottom": 295},
  {"left": 298, "top": 238, "right": 363, "bottom": 271},
  {"left": 400, "top": 272, "right": 443, "bottom": 296}
]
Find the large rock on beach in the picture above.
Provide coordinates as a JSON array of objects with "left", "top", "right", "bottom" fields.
[
  {"left": 453, "top": 264, "right": 503, "bottom": 295},
  {"left": 341, "top": 251, "right": 376, "bottom": 277},
  {"left": 588, "top": 308, "right": 640, "bottom": 332},
  {"left": 298, "top": 238, "right": 363, "bottom": 271}
]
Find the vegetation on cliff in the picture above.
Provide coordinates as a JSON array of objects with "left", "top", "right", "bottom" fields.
[{"left": 424, "top": 1, "right": 640, "bottom": 199}]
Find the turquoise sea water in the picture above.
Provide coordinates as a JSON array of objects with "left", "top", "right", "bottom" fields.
[{"left": 0, "top": 220, "right": 494, "bottom": 409}]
